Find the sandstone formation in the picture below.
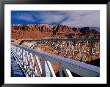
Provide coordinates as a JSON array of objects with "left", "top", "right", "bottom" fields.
[{"left": 11, "top": 24, "right": 100, "bottom": 40}]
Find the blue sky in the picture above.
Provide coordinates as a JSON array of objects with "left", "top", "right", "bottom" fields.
[{"left": 11, "top": 11, "right": 100, "bottom": 27}]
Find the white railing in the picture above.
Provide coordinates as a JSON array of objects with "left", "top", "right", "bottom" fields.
[{"left": 11, "top": 43, "right": 100, "bottom": 77}]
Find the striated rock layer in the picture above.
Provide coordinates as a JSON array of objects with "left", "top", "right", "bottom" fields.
[{"left": 11, "top": 24, "right": 100, "bottom": 40}]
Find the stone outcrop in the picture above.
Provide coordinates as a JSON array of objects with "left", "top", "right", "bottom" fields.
[{"left": 11, "top": 24, "right": 99, "bottom": 40}]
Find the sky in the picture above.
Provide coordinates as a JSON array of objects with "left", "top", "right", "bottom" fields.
[{"left": 11, "top": 10, "right": 100, "bottom": 27}]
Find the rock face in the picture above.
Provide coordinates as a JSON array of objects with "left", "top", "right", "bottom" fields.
[{"left": 11, "top": 24, "right": 100, "bottom": 40}]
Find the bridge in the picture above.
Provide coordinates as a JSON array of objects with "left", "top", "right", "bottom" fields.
[
  {"left": 11, "top": 38, "right": 100, "bottom": 77},
  {"left": 19, "top": 38, "right": 100, "bottom": 45}
]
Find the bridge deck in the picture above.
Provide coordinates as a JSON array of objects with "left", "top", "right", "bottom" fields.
[
  {"left": 11, "top": 56, "right": 25, "bottom": 77},
  {"left": 11, "top": 43, "right": 100, "bottom": 77}
]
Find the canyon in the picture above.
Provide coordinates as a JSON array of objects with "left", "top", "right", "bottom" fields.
[{"left": 11, "top": 24, "right": 100, "bottom": 40}]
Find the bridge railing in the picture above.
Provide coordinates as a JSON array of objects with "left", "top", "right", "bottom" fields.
[{"left": 11, "top": 43, "right": 100, "bottom": 77}]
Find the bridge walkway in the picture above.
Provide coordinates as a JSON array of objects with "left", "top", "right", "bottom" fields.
[{"left": 11, "top": 55, "right": 25, "bottom": 77}]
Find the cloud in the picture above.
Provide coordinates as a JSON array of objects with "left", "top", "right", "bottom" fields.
[
  {"left": 11, "top": 11, "right": 100, "bottom": 27},
  {"left": 13, "top": 13, "right": 36, "bottom": 22},
  {"left": 17, "top": 15, "right": 35, "bottom": 22},
  {"left": 33, "top": 11, "right": 68, "bottom": 25},
  {"left": 60, "top": 11, "right": 100, "bottom": 27}
]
